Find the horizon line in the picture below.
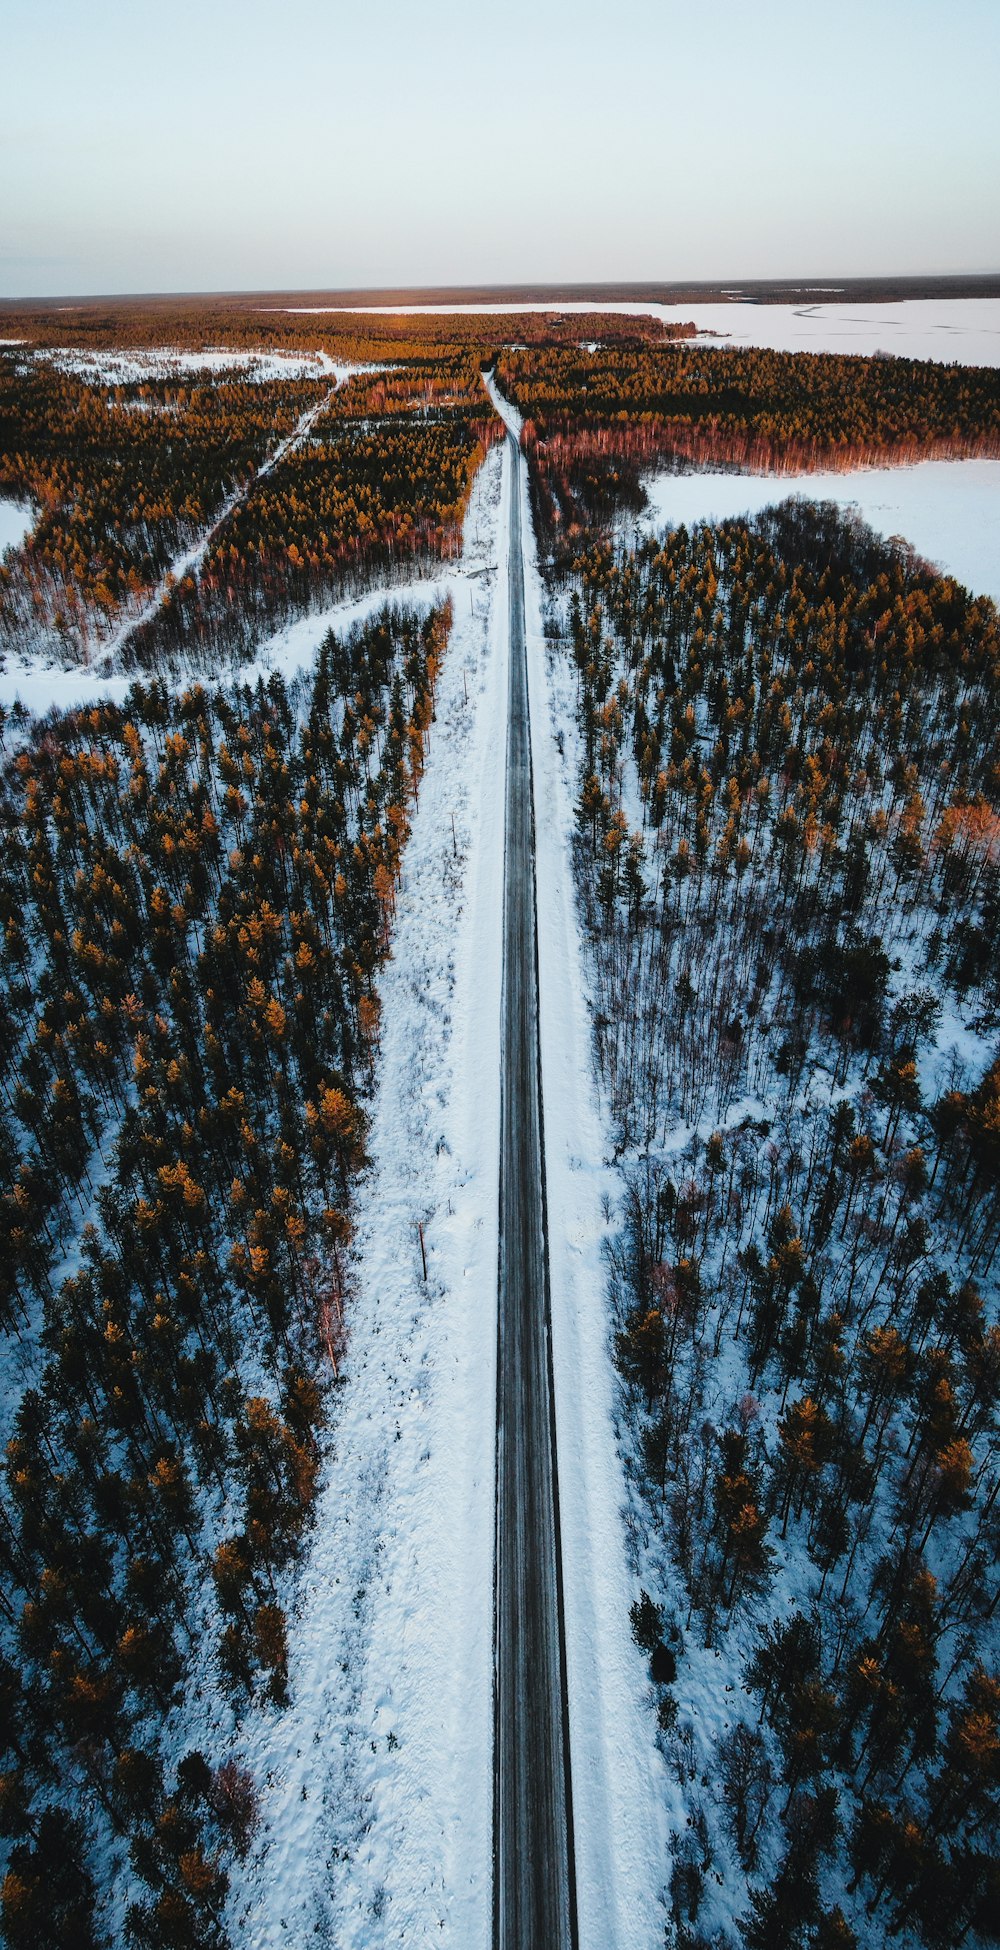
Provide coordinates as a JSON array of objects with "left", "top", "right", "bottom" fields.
[{"left": 3, "top": 272, "right": 1000, "bottom": 310}]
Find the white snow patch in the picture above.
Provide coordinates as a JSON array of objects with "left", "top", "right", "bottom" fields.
[
  {"left": 642, "top": 456, "right": 1000, "bottom": 606},
  {"left": 37, "top": 346, "right": 379, "bottom": 385},
  {"left": 0, "top": 497, "right": 34, "bottom": 557},
  {"left": 0, "top": 664, "right": 136, "bottom": 719},
  {"left": 244, "top": 577, "right": 467, "bottom": 689}
]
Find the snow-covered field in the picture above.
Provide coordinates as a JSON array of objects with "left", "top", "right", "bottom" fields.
[
  {"left": 283, "top": 298, "right": 1000, "bottom": 368},
  {"left": 35, "top": 345, "right": 373, "bottom": 384},
  {"left": 0, "top": 496, "right": 33, "bottom": 556},
  {"left": 642, "top": 455, "right": 1000, "bottom": 606}
]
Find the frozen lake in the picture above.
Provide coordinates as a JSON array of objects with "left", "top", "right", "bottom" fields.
[
  {"left": 643, "top": 456, "right": 1000, "bottom": 607},
  {"left": 0, "top": 498, "right": 33, "bottom": 556},
  {"left": 286, "top": 297, "right": 1000, "bottom": 369},
  {"left": 646, "top": 298, "right": 1000, "bottom": 368}
]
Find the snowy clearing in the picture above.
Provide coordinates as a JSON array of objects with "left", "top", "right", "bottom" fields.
[
  {"left": 285, "top": 298, "right": 1000, "bottom": 368},
  {"left": 225, "top": 442, "right": 505, "bottom": 1950},
  {"left": 0, "top": 573, "right": 488, "bottom": 722},
  {"left": 0, "top": 496, "right": 34, "bottom": 556},
  {"left": 244, "top": 577, "right": 470, "bottom": 688},
  {"left": 35, "top": 346, "right": 378, "bottom": 385},
  {"left": 642, "top": 455, "right": 1000, "bottom": 606}
]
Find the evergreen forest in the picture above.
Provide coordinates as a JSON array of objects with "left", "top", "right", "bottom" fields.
[
  {"left": 0, "top": 300, "right": 998, "bottom": 1947},
  {"left": 559, "top": 501, "right": 1000, "bottom": 1946},
  {"left": 0, "top": 607, "right": 447, "bottom": 1946}
]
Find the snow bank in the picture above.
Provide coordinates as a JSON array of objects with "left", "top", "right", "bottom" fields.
[
  {"left": 228, "top": 443, "right": 505, "bottom": 1950},
  {"left": 518, "top": 442, "right": 672, "bottom": 1942},
  {"left": 642, "top": 455, "right": 1000, "bottom": 606}
]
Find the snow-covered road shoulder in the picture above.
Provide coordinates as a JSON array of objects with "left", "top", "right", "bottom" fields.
[
  {"left": 228, "top": 439, "right": 507, "bottom": 1950},
  {"left": 517, "top": 434, "right": 672, "bottom": 1942}
]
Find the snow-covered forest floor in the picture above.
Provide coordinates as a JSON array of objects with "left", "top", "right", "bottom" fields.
[
  {"left": 541, "top": 495, "right": 1000, "bottom": 1946},
  {"left": 223, "top": 438, "right": 506, "bottom": 1948},
  {"left": 3, "top": 303, "right": 1000, "bottom": 1950}
]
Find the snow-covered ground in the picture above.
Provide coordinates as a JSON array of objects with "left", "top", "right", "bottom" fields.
[
  {"left": 0, "top": 496, "right": 33, "bottom": 556},
  {"left": 245, "top": 577, "right": 470, "bottom": 689},
  {"left": 642, "top": 454, "right": 1000, "bottom": 606},
  {"left": 0, "top": 663, "right": 136, "bottom": 719},
  {"left": 282, "top": 298, "right": 1000, "bottom": 368},
  {"left": 0, "top": 364, "right": 376, "bottom": 697},
  {"left": 226, "top": 442, "right": 505, "bottom": 1949},
  {"left": 35, "top": 345, "right": 375, "bottom": 385},
  {"left": 222, "top": 413, "right": 671, "bottom": 1948}
]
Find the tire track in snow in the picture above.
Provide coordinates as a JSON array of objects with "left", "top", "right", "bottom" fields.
[{"left": 93, "top": 363, "right": 370, "bottom": 673}]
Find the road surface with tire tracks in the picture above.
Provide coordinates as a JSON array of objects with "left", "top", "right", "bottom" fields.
[{"left": 493, "top": 414, "right": 578, "bottom": 1950}]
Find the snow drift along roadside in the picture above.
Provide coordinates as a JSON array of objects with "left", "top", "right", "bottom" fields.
[
  {"left": 519, "top": 445, "right": 672, "bottom": 1947},
  {"left": 227, "top": 439, "right": 507, "bottom": 1949}
]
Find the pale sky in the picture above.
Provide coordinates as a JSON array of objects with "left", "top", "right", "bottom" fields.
[{"left": 2, "top": 0, "right": 998, "bottom": 298}]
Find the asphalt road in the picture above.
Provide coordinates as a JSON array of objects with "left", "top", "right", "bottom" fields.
[{"left": 494, "top": 429, "right": 578, "bottom": 1950}]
